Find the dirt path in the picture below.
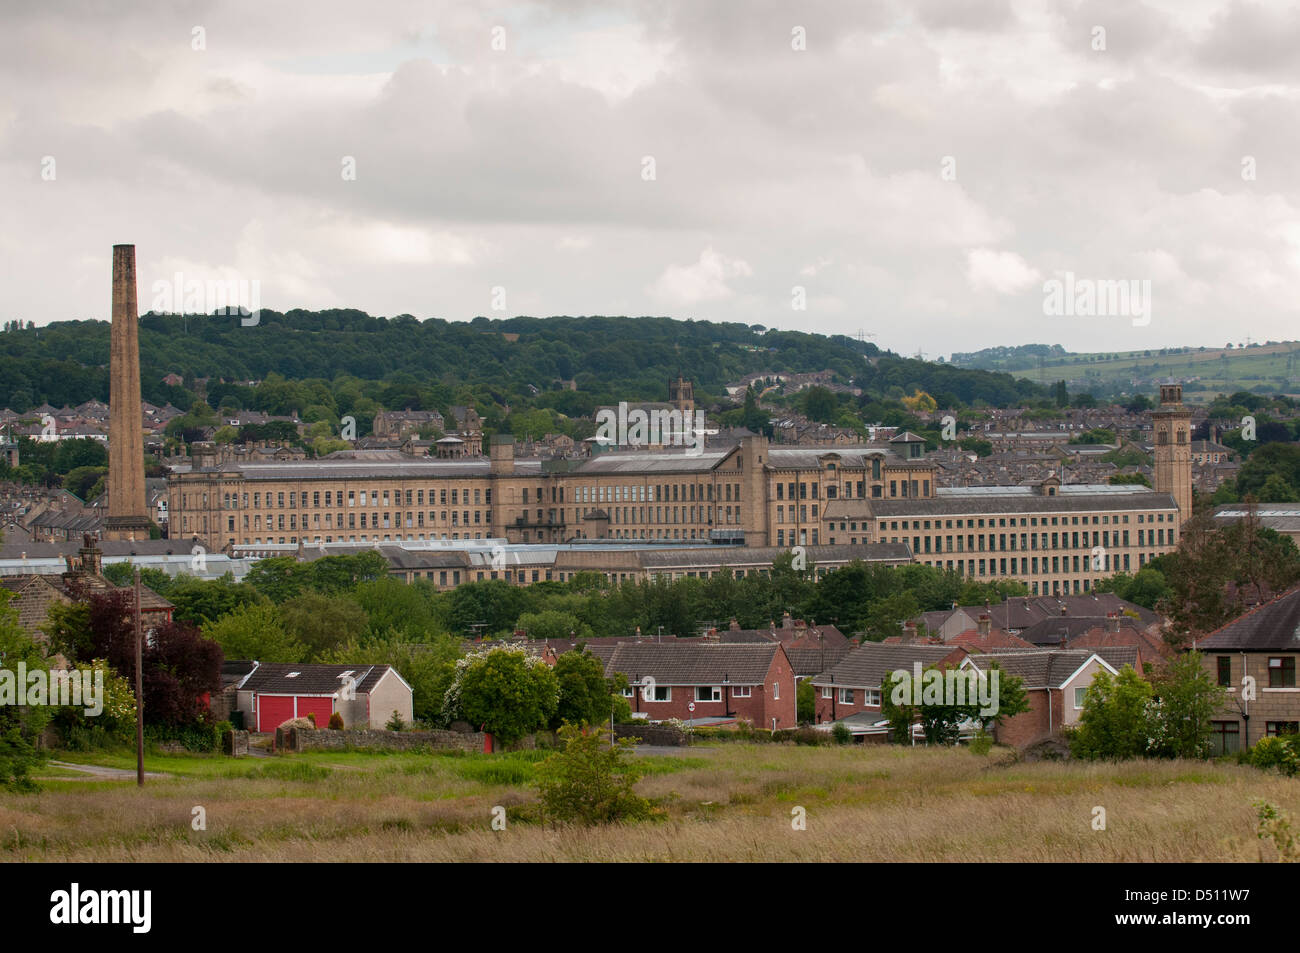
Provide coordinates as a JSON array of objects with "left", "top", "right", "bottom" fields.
[{"left": 47, "top": 760, "right": 169, "bottom": 781}]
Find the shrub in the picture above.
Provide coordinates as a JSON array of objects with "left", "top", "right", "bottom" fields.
[
  {"left": 792, "top": 726, "right": 827, "bottom": 746},
  {"left": 534, "top": 723, "right": 651, "bottom": 825},
  {"left": 306, "top": 712, "right": 317, "bottom": 727},
  {"left": 610, "top": 692, "right": 634, "bottom": 724},
  {"left": 831, "top": 722, "right": 851, "bottom": 746},
  {"left": 386, "top": 710, "right": 406, "bottom": 732},
  {"left": 328, "top": 712, "right": 345, "bottom": 731},
  {"left": 1256, "top": 801, "right": 1300, "bottom": 862},
  {"left": 969, "top": 728, "right": 993, "bottom": 756},
  {"left": 1249, "top": 736, "right": 1300, "bottom": 777},
  {"left": 144, "top": 720, "right": 221, "bottom": 752}
]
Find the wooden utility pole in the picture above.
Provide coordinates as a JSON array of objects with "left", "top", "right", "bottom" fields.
[{"left": 134, "top": 568, "right": 144, "bottom": 787}]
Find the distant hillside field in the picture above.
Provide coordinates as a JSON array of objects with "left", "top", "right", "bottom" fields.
[{"left": 951, "top": 341, "right": 1300, "bottom": 400}]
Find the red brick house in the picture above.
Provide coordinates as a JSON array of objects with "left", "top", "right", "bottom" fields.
[
  {"left": 604, "top": 642, "right": 796, "bottom": 729},
  {"left": 811, "top": 643, "right": 968, "bottom": 726},
  {"left": 713, "top": 614, "right": 852, "bottom": 678},
  {"left": 960, "top": 649, "right": 1128, "bottom": 748}
]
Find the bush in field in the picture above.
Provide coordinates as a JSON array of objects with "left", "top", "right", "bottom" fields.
[
  {"left": 328, "top": 712, "right": 345, "bottom": 731},
  {"left": 386, "top": 710, "right": 406, "bottom": 731},
  {"left": 534, "top": 723, "right": 651, "bottom": 825},
  {"left": 1256, "top": 801, "right": 1300, "bottom": 862},
  {"left": 1249, "top": 736, "right": 1299, "bottom": 777},
  {"left": 830, "top": 722, "right": 851, "bottom": 746}
]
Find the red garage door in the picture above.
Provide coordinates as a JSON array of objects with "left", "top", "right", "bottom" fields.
[
  {"left": 257, "top": 695, "right": 295, "bottom": 733},
  {"left": 297, "top": 697, "right": 333, "bottom": 729}
]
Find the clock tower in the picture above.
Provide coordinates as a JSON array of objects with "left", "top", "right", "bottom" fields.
[{"left": 1152, "top": 383, "right": 1193, "bottom": 528}]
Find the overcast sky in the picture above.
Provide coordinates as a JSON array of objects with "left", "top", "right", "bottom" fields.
[{"left": 3, "top": 0, "right": 1298, "bottom": 357}]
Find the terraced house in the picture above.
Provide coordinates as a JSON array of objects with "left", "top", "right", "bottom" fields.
[{"left": 1196, "top": 585, "right": 1300, "bottom": 755}]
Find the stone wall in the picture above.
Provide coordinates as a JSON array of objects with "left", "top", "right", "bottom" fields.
[
  {"left": 284, "top": 727, "right": 486, "bottom": 753},
  {"left": 614, "top": 722, "right": 689, "bottom": 746},
  {"left": 223, "top": 729, "right": 249, "bottom": 757}
]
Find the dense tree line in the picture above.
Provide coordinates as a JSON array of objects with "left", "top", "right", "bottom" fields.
[{"left": 0, "top": 312, "right": 1047, "bottom": 425}]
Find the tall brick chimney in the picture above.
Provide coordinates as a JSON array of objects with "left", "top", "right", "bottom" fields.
[{"left": 104, "top": 244, "right": 150, "bottom": 541}]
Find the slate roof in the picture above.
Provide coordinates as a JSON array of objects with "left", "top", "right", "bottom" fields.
[
  {"left": 638, "top": 542, "right": 912, "bottom": 570},
  {"left": 0, "top": 572, "right": 173, "bottom": 612},
  {"left": 949, "top": 628, "right": 1036, "bottom": 650},
  {"left": 1197, "top": 585, "right": 1300, "bottom": 652},
  {"left": 604, "top": 642, "right": 782, "bottom": 686},
  {"left": 177, "top": 457, "right": 544, "bottom": 480},
  {"left": 1019, "top": 615, "right": 1143, "bottom": 646},
  {"left": 811, "top": 643, "right": 964, "bottom": 689},
  {"left": 963, "top": 649, "right": 1116, "bottom": 689},
  {"left": 765, "top": 447, "right": 901, "bottom": 470},
  {"left": 870, "top": 489, "right": 1176, "bottom": 517},
  {"left": 1068, "top": 627, "right": 1173, "bottom": 662},
  {"left": 577, "top": 452, "right": 726, "bottom": 475},
  {"left": 221, "top": 659, "right": 258, "bottom": 688},
  {"left": 239, "top": 663, "right": 398, "bottom": 695},
  {"left": 785, "top": 643, "right": 851, "bottom": 677}
]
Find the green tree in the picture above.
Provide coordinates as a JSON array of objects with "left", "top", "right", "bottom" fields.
[
  {"left": 278, "top": 593, "right": 368, "bottom": 661},
  {"left": 861, "top": 591, "right": 920, "bottom": 642},
  {"left": 441, "top": 644, "right": 559, "bottom": 744},
  {"left": 882, "top": 662, "right": 1028, "bottom": 745},
  {"left": 518, "top": 610, "right": 592, "bottom": 643},
  {"left": 552, "top": 650, "right": 612, "bottom": 728},
  {"left": 533, "top": 723, "right": 651, "bottom": 825},
  {"left": 1148, "top": 651, "right": 1220, "bottom": 759},
  {"left": 244, "top": 556, "right": 307, "bottom": 602},
  {"left": 166, "top": 573, "right": 266, "bottom": 626},
  {"left": 1069, "top": 667, "right": 1155, "bottom": 760},
  {"left": 203, "top": 603, "right": 304, "bottom": 663},
  {"left": 797, "top": 678, "right": 815, "bottom": 724},
  {"left": 0, "top": 595, "right": 51, "bottom": 788}
]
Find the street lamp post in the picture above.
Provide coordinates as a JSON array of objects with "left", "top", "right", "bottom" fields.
[{"left": 134, "top": 568, "right": 144, "bottom": 787}]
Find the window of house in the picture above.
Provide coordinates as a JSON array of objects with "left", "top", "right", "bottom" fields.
[
  {"left": 1074, "top": 686, "right": 1088, "bottom": 709},
  {"left": 652, "top": 686, "right": 671, "bottom": 702},
  {"left": 732, "top": 686, "right": 751, "bottom": 698},
  {"left": 838, "top": 688, "right": 854, "bottom": 704},
  {"left": 695, "top": 686, "right": 722, "bottom": 703},
  {"left": 773, "top": 682, "right": 780, "bottom": 700},
  {"left": 1217, "top": 656, "right": 1232, "bottom": 687},
  {"left": 821, "top": 687, "right": 832, "bottom": 699},
  {"left": 1268, "top": 657, "right": 1296, "bottom": 688},
  {"left": 1266, "top": 722, "right": 1300, "bottom": 737},
  {"left": 1210, "top": 721, "right": 1240, "bottom": 755}
]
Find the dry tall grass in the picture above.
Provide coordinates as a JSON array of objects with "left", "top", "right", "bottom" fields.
[{"left": 2, "top": 745, "right": 1296, "bottom": 862}]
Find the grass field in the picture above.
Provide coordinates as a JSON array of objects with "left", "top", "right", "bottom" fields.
[
  {"left": 954, "top": 340, "right": 1300, "bottom": 400},
  {"left": 3, "top": 744, "right": 1297, "bottom": 862}
]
